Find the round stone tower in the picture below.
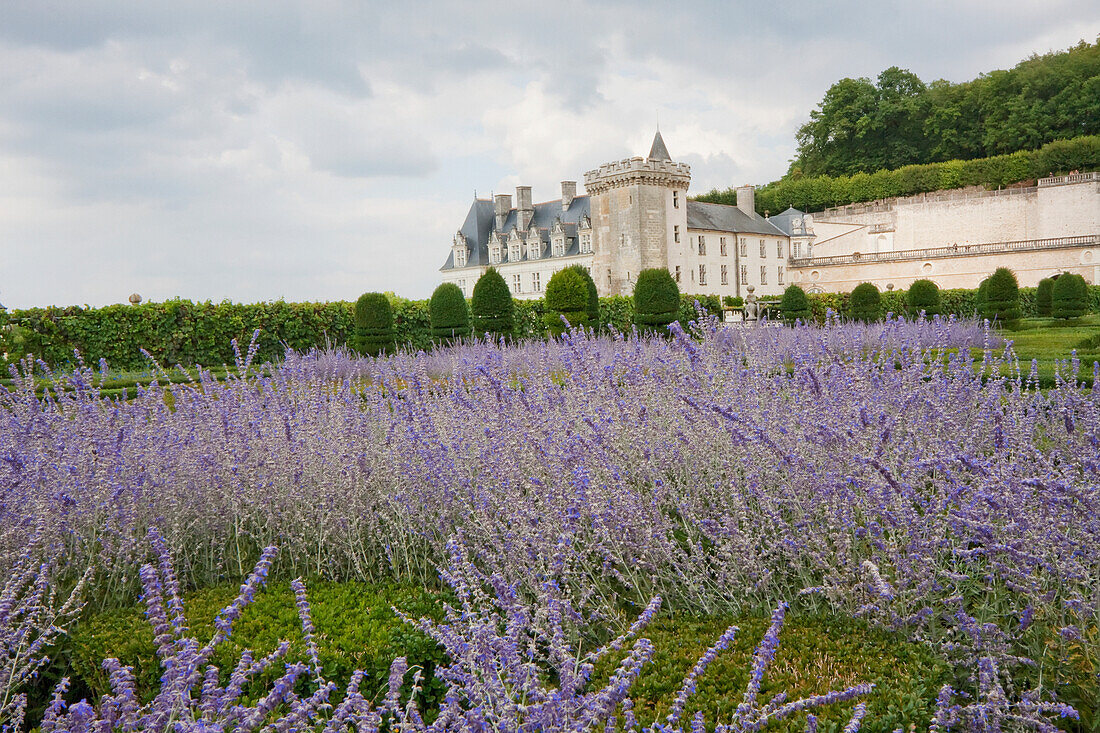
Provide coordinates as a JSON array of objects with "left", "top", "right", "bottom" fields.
[{"left": 583, "top": 130, "right": 691, "bottom": 296}]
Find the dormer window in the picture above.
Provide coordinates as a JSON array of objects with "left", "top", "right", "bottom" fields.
[
  {"left": 490, "top": 246, "right": 502, "bottom": 264},
  {"left": 510, "top": 243, "right": 521, "bottom": 261},
  {"left": 529, "top": 242, "right": 541, "bottom": 260},
  {"left": 552, "top": 237, "right": 565, "bottom": 257},
  {"left": 455, "top": 247, "right": 467, "bottom": 267},
  {"left": 580, "top": 233, "right": 592, "bottom": 253}
]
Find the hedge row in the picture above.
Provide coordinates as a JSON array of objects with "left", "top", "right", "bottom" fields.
[
  {"left": 2, "top": 295, "right": 715, "bottom": 370},
  {"left": 7, "top": 286, "right": 1097, "bottom": 370},
  {"left": 696, "top": 134, "right": 1100, "bottom": 215}
]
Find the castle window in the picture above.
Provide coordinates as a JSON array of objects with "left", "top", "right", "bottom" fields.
[
  {"left": 459, "top": 279, "right": 466, "bottom": 296},
  {"left": 510, "top": 244, "right": 521, "bottom": 261},
  {"left": 697, "top": 235, "right": 706, "bottom": 256},
  {"left": 675, "top": 265, "right": 681, "bottom": 283},
  {"left": 760, "top": 265, "right": 768, "bottom": 285},
  {"left": 778, "top": 266, "right": 784, "bottom": 285},
  {"left": 532, "top": 272, "right": 541, "bottom": 291},
  {"left": 720, "top": 237, "right": 727, "bottom": 256},
  {"left": 553, "top": 239, "right": 564, "bottom": 257},
  {"left": 777, "top": 241, "right": 783, "bottom": 258},
  {"left": 607, "top": 269, "right": 612, "bottom": 287},
  {"left": 490, "top": 247, "right": 502, "bottom": 264},
  {"left": 699, "top": 264, "right": 707, "bottom": 286},
  {"left": 455, "top": 247, "right": 467, "bottom": 267},
  {"left": 793, "top": 242, "right": 801, "bottom": 258},
  {"left": 512, "top": 273, "right": 522, "bottom": 293},
  {"left": 580, "top": 233, "right": 592, "bottom": 253},
  {"left": 721, "top": 264, "right": 728, "bottom": 285},
  {"left": 740, "top": 264, "right": 748, "bottom": 284},
  {"left": 739, "top": 238, "right": 747, "bottom": 257},
  {"left": 674, "top": 226, "right": 680, "bottom": 244},
  {"left": 759, "top": 239, "right": 766, "bottom": 257},
  {"left": 529, "top": 242, "right": 540, "bottom": 260},
  {"left": 673, "top": 191, "right": 680, "bottom": 209}
]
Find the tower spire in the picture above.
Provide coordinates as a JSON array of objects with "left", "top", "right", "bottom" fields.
[{"left": 648, "top": 128, "right": 671, "bottom": 161}]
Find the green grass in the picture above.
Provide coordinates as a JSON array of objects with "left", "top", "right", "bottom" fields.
[{"left": 974, "top": 315, "right": 1100, "bottom": 387}]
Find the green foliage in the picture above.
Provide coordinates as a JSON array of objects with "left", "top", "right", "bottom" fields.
[
  {"left": 599, "top": 296, "right": 635, "bottom": 334},
  {"left": 678, "top": 294, "right": 723, "bottom": 329},
  {"left": 353, "top": 293, "right": 395, "bottom": 357},
  {"left": 1035, "top": 277, "right": 1055, "bottom": 317},
  {"left": 470, "top": 268, "right": 516, "bottom": 340},
  {"left": 780, "top": 285, "right": 812, "bottom": 325},
  {"left": 565, "top": 264, "right": 601, "bottom": 330},
  {"left": 1052, "top": 273, "right": 1089, "bottom": 319},
  {"left": 906, "top": 279, "right": 942, "bottom": 317},
  {"left": 976, "top": 278, "right": 990, "bottom": 318},
  {"left": 695, "top": 134, "right": 1100, "bottom": 215},
  {"left": 429, "top": 283, "right": 470, "bottom": 343},
  {"left": 67, "top": 582, "right": 447, "bottom": 712},
  {"left": 633, "top": 269, "right": 680, "bottom": 333},
  {"left": 723, "top": 296, "right": 744, "bottom": 308},
  {"left": 983, "top": 267, "right": 1021, "bottom": 323},
  {"left": 848, "top": 283, "right": 883, "bottom": 323},
  {"left": 544, "top": 268, "right": 592, "bottom": 336},
  {"left": 591, "top": 612, "right": 951, "bottom": 733},
  {"left": 790, "top": 40, "right": 1100, "bottom": 178}
]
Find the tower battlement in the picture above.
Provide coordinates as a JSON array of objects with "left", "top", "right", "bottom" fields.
[{"left": 583, "top": 156, "right": 691, "bottom": 194}]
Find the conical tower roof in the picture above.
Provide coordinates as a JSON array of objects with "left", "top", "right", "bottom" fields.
[{"left": 647, "top": 129, "right": 671, "bottom": 161}]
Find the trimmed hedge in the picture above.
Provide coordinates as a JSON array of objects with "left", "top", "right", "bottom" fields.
[
  {"left": 544, "top": 268, "right": 592, "bottom": 336},
  {"left": 983, "top": 267, "right": 1021, "bottom": 323},
  {"left": 470, "top": 268, "right": 515, "bottom": 340},
  {"left": 1036, "top": 277, "right": 1055, "bottom": 317},
  {"left": 849, "top": 283, "right": 883, "bottom": 323},
  {"left": 780, "top": 285, "right": 811, "bottom": 324},
  {"left": 568, "top": 264, "right": 601, "bottom": 330},
  {"left": 906, "top": 279, "right": 941, "bottom": 317},
  {"left": 696, "top": 134, "right": 1100, "bottom": 215},
  {"left": 1052, "top": 273, "right": 1089, "bottom": 319},
  {"left": 634, "top": 269, "right": 680, "bottom": 333},
  {"left": 353, "top": 293, "right": 395, "bottom": 357},
  {"left": 429, "top": 283, "right": 470, "bottom": 343}
]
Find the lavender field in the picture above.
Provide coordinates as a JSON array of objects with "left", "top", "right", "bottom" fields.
[{"left": 2, "top": 315, "right": 1097, "bottom": 732}]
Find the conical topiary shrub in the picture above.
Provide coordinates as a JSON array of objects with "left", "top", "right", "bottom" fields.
[
  {"left": 976, "top": 278, "right": 989, "bottom": 318},
  {"left": 906, "top": 279, "right": 941, "bottom": 318},
  {"left": 565, "top": 264, "right": 600, "bottom": 331},
  {"left": 981, "top": 267, "right": 1020, "bottom": 323},
  {"left": 1035, "top": 277, "right": 1055, "bottom": 317},
  {"left": 780, "top": 285, "right": 811, "bottom": 325},
  {"left": 848, "top": 282, "right": 882, "bottom": 323},
  {"left": 429, "top": 283, "right": 470, "bottom": 343},
  {"left": 471, "top": 267, "right": 515, "bottom": 340},
  {"left": 544, "top": 267, "right": 591, "bottom": 336},
  {"left": 1052, "top": 273, "right": 1089, "bottom": 320},
  {"left": 633, "top": 268, "right": 680, "bottom": 334},
  {"left": 353, "top": 292, "right": 395, "bottom": 357}
]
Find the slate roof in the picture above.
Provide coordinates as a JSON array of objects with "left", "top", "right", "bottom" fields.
[
  {"left": 686, "top": 200, "right": 787, "bottom": 237},
  {"left": 767, "top": 207, "right": 810, "bottom": 236},
  {"left": 648, "top": 130, "right": 671, "bottom": 161},
  {"left": 441, "top": 196, "right": 592, "bottom": 271}
]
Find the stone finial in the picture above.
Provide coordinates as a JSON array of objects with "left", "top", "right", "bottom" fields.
[{"left": 129, "top": 293, "right": 142, "bottom": 305}]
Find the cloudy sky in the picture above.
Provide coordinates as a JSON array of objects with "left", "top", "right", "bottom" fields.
[{"left": 1, "top": 1, "right": 1097, "bottom": 308}]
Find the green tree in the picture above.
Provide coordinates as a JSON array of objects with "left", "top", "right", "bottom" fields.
[
  {"left": 1052, "top": 273, "right": 1089, "bottom": 319},
  {"left": 848, "top": 283, "right": 883, "bottom": 323},
  {"left": 429, "top": 283, "right": 470, "bottom": 343},
  {"left": 544, "top": 268, "right": 591, "bottom": 336},
  {"left": 982, "top": 267, "right": 1021, "bottom": 323},
  {"left": 1035, "top": 277, "right": 1055, "bottom": 317},
  {"left": 352, "top": 292, "right": 395, "bottom": 357},
  {"left": 633, "top": 268, "right": 680, "bottom": 334},
  {"left": 906, "top": 279, "right": 942, "bottom": 317},
  {"left": 780, "top": 285, "right": 811, "bottom": 325},
  {"left": 470, "top": 267, "right": 515, "bottom": 340}
]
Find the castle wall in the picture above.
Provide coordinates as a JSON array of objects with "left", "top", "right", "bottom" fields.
[{"left": 441, "top": 253, "right": 594, "bottom": 301}]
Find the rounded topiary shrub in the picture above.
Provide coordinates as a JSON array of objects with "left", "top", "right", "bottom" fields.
[
  {"left": 982, "top": 267, "right": 1020, "bottom": 323},
  {"left": 471, "top": 267, "right": 515, "bottom": 340},
  {"left": 906, "top": 279, "right": 941, "bottom": 318},
  {"left": 544, "top": 268, "right": 591, "bottom": 336},
  {"left": 976, "top": 278, "right": 990, "bottom": 317},
  {"left": 353, "top": 292, "right": 395, "bottom": 357},
  {"left": 1052, "top": 273, "right": 1089, "bottom": 320},
  {"left": 429, "top": 283, "right": 470, "bottom": 343},
  {"left": 633, "top": 268, "right": 680, "bottom": 334},
  {"left": 565, "top": 264, "right": 600, "bottom": 331},
  {"left": 1035, "top": 277, "right": 1055, "bottom": 317},
  {"left": 780, "top": 285, "right": 811, "bottom": 325},
  {"left": 848, "top": 282, "right": 883, "bottom": 323}
]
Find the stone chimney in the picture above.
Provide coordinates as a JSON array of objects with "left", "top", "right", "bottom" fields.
[
  {"left": 494, "top": 193, "right": 512, "bottom": 231},
  {"left": 561, "top": 181, "right": 577, "bottom": 210},
  {"left": 736, "top": 185, "right": 756, "bottom": 217},
  {"left": 516, "top": 185, "right": 533, "bottom": 230}
]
